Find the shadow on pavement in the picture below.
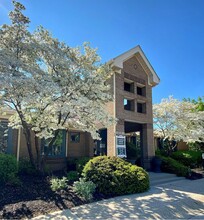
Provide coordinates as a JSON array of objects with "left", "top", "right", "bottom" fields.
[{"left": 71, "top": 179, "right": 204, "bottom": 219}]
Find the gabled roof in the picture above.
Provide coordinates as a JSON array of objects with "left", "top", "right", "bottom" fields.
[{"left": 109, "top": 45, "right": 160, "bottom": 86}]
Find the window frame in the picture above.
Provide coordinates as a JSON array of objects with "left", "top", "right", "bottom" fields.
[
  {"left": 124, "top": 98, "right": 135, "bottom": 111},
  {"left": 70, "top": 132, "right": 80, "bottom": 143},
  {"left": 136, "top": 83, "right": 146, "bottom": 97},
  {"left": 124, "top": 78, "right": 134, "bottom": 93},
  {"left": 41, "top": 130, "right": 66, "bottom": 158},
  {"left": 137, "top": 102, "right": 146, "bottom": 114}
]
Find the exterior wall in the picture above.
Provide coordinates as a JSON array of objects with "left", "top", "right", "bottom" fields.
[
  {"left": 106, "top": 99, "right": 116, "bottom": 156},
  {"left": 115, "top": 56, "right": 153, "bottom": 125},
  {"left": 18, "top": 129, "right": 37, "bottom": 159},
  {"left": 67, "top": 131, "right": 94, "bottom": 158},
  {"left": 154, "top": 137, "right": 189, "bottom": 151},
  {"left": 107, "top": 125, "right": 115, "bottom": 156},
  {"left": 106, "top": 75, "right": 116, "bottom": 156},
  {"left": 0, "top": 116, "right": 94, "bottom": 171},
  {"left": 177, "top": 141, "right": 189, "bottom": 151},
  {"left": 113, "top": 55, "right": 155, "bottom": 169},
  {"left": 12, "top": 129, "right": 18, "bottom": 155},
  {"left": 141, "top": 123, "right": 154, "bottom": 169}
]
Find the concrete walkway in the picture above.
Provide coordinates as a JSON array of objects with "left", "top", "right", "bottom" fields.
[{"left": 34, "top": 176, "right": 204, "bottom": 219}]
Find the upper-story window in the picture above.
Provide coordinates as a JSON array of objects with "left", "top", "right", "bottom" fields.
[
  {"left": 124, "top": 98, "right": 134, "bottom": 111},
  {"left": 137, "top": 83, "right": 146, "bottom": 97},
  {"left": 137, "top": 102, "right": 146, "bottom": 114},
  {"left": 124, "top": 79, "right": 134, "bottom": 93}
]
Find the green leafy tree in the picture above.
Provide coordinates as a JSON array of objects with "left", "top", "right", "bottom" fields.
[{"left": 183, "top": 96, "right": 204, "bottom": 112}]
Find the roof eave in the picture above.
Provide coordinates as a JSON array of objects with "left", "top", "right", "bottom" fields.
[{"left": 109, "top": 45, "right": 160, "bottom": 86}]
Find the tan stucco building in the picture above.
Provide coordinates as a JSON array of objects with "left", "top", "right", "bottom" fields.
[{"left": 0, "top": 45, "right": 160, "bottom": 170}]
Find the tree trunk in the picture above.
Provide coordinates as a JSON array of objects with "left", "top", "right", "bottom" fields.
[
  {"left": 34, "top": 134, "right": 40, "bottom": 170},
  {"left": 47, "top": 129, "right": 60, "bottom": 151},
  {"left": 23, "top": 126, "right": 35, "bottom": 168}
]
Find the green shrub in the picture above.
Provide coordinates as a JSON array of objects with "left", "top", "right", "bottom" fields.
[
  {"left": 171, "top": 150, "right": 202, "bottom": 168},
  {"left": 0, "top": 153, "right": 19, "bottom": 184},
  {"left": 50, "top": 176, "right": 68, "bottom": 191},
  {"left": 73, "top": 178, "right": 96, "bottom": 201},
  {"left": 155, "top": 148, "right": 170, "bottom": 157},
  {"left": 67, "top": 171, "right": 79, "bottom": 182},
  {"left": 82, "top": 156, "right": 149, "bottom": 196},
  {"left": 76, "top": 157, "right": 90, "bottom": 175},
  {"left": 126, "top": 142, "right": 141, "bottom": 160},
  {"left": 18, "top": 158, "right": 37, "bottom": 175},
  {"left": 159, "top": 156, "right": 190, "bottom": 177}
]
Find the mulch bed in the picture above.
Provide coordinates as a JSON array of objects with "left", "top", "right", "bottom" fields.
[
  {"left": 0, "top": 173, "right": 110, "bottom": 219},
  {"left": 2, "top": 169, "right": 203, "bottom": 219}
]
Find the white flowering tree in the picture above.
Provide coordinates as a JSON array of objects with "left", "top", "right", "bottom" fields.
[
  {"left": 0, "top": 1, "right": 115, "bottom": 168},
  {"left": 153, "top": 96, "right": 204, "bottom": 153}
]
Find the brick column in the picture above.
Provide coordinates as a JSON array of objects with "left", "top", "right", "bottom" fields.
[
  {"left": 107, "top": 125, "right": 116, "bottom": 156},
  {"left": 141, "top": 123, "right": 155, "bottom": 170}
]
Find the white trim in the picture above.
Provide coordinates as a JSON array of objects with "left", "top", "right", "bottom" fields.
[
  {"left": 110, "top": 45, "right": 160, "bottom": 86},
  {"left": 137, "top": 99, "right": 146, "bottom": 104},
  {"left": 136, "top": 82, "right": 145, "bottom": 88},
  {"left": 124, "top": 78, "right": 134, "bottom": 83},
  {"left": 124, "top": 96, "right": 135, "bottom": 100},
  {"left": 124, "top": 119, "right": 146, "bottom": 124}
]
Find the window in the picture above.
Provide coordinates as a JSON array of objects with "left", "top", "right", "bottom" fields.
[
  {"left": 41, "top": 130, "right": 66, "bottom": 157},
  {"left": 70, "top": 132, "right": 80, "bottom": 143},
  {"left": 124, "top": 98, "right": 134, "bottom": 111},
  {"left": 0, "top": 121, "right": 12, "bottom": 154},
  {"left": 0, "top": 121, "right": 8, "bottom": 153},
  {"left": 124, "top": 79, "right": 134, "bottom": 93},
  {"left": 137, "top": 84, "right": 146, "bottom": 96},
  {"left": 137, "top": 102, "right": 146, "bottom": 113}
]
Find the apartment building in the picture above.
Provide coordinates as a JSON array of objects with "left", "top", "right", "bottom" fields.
[{"left": 0, "top": 45, "right": 160, "bottom": 170}]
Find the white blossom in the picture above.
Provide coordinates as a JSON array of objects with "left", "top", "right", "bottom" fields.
[
  {"left": 0, "top": 1, "right": 115, "bottom": 141},
  {"left": 153, "top": 96, "right": 204, "bottom": 143}
]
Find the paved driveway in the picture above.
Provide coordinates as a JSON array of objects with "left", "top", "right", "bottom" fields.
[{"left": 34, "top": 178, "right": 204, "bottom": 219}]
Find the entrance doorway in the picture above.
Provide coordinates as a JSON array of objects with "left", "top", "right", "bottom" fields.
[
  {"left": 125, "top": 121, "right": 143, "bottom": 166},
  {"left": 95, "top": 129, "right": 107, "bottom": 156}
]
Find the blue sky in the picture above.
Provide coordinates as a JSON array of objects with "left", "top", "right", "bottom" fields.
[{"left": 0, "top": 0, "right": 204, "bottom": 103}]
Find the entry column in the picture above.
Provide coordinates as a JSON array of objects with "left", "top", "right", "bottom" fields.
[{"left": 141, "top": 123, "right": 155, "bottom": 169}]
